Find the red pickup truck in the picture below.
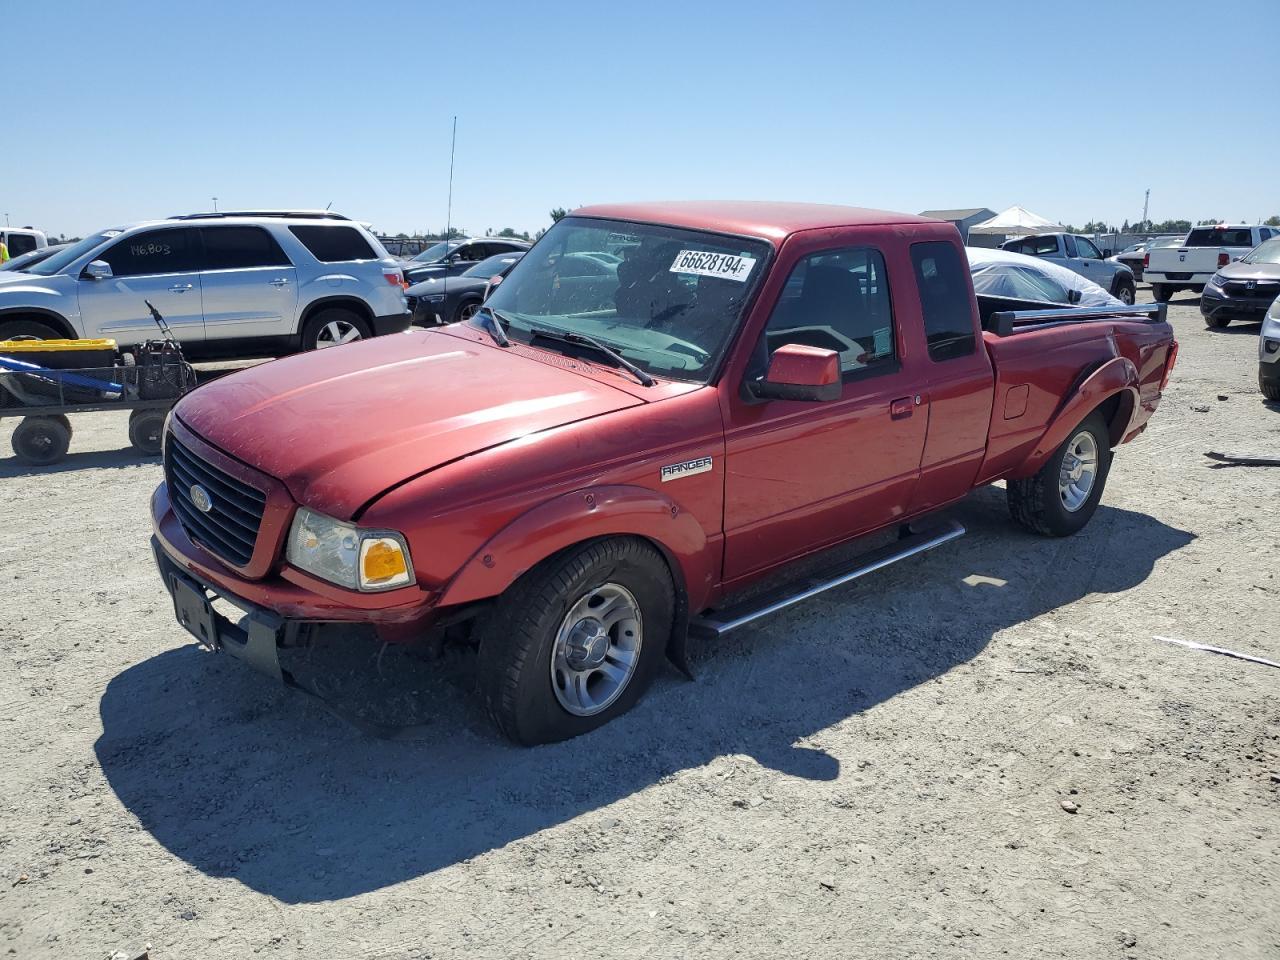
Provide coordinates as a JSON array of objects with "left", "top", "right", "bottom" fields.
[{"left": 151, "top": 202, "right": 1177, "bottom": 744}]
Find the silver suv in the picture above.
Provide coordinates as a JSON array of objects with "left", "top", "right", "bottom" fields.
[{"left": 0, "top": 211, "right": 409, "bottom": 354}]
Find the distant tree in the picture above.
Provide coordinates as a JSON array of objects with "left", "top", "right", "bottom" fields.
[
  {"left": 1265, "top": 215, "right": 1280, "bottom": 227},
  {"left": 497, "top": 227, "right": 520, "bottom": 238},
  {"left": 549, "top": 207, "right": 569, "bottom": 223},
  {"left": 534, "top": 227, "right": 547, "bottom": 240},
  {"left": 1121, "top": 219, "right": 1130, "bottom": 233},
  {"left": 395, "top": 232, "right": 408, "bottom": 239}
]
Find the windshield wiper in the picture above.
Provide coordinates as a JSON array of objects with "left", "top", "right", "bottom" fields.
[
  {"left": 530, "top": 326, "right": 655, "bottom": 387},
  {"left": 474, "top": 305, "right": 510, "bottom": 348}
]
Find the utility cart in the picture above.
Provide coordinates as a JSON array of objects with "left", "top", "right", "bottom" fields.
[{"left": 0, "top": 302, "right": 195, "bottom": 466}]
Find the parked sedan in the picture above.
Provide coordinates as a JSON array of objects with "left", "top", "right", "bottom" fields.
[
  {"left": 402, "top": 237, "right": 531, "bottom": 285},
  {"left": 0, "top": 243, "right": 69, "bottom": 272},
  {"left": 407, "top": 252, "right": 525, "bottom": 326},
  {"left": 1200, "top": 235, "right": 1280, "bottom": 328},
  {"left": 1108, "top": 236, "right": 1182, "bottom": 282}
]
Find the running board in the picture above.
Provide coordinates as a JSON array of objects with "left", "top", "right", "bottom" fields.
[{"left": 689, "top": 519, "right": 966, "bottom": 639}]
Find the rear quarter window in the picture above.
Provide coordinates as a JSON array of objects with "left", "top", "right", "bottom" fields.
[
  {"left": 910, "top": 241, "right": 977, "bottom": 362},
  {"left": 289, "top": 225, "right": 378, "bottom": 262},
  {"left": 6, "top": 233, "right": 38, "bottom": 256}
]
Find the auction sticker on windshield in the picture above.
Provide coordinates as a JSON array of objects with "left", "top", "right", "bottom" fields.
[{"left": 669, "top": 250, "right": 757, "bottom": 282}]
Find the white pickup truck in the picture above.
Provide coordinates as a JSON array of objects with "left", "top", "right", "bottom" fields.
[{"left": 1145, "top": 224, "right": 1277, "bottom": 302}]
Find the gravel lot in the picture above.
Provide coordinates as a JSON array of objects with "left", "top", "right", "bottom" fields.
[{"left": 1, "top": 291, "right": 1276, "bottom": 959}]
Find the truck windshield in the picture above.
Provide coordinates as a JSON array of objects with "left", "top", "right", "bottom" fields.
[
  {"left": 409, "top": 240, "right": 459, "bottom": 263},
  {"left": 477, "top": 217, "right": 770, "bottom": 383},
  {"left": 24, "top": 232, "right": 120, "bottom": 276}
]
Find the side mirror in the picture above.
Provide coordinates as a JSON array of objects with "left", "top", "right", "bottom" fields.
[
  {"left": 1068, "top": 288, "right": 1082, "bottom": 304},
  {"left": 1101, "top": 248, "right": 1113, "bottom": 257},
  {"left": 83, "top": 260, "right": 112, "bottom": 280},
  {"left": 483, "top": 274, "right": 504, "bottom": 300},
  {"left": 751, "top": 344, "right": 841, "bottom": 402}
]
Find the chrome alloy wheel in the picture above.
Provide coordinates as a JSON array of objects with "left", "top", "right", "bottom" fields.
[
  {"left": 550, "top": 583, "right": 643, "bottom": 717},
  {"left": 315, "top": 319, "right": 363, "bottom": 348},
  {"left": 1059, "top": 429, "right": 1099, "bottom": 512}
]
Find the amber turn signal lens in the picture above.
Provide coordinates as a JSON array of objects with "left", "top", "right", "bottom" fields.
[{"left": 362, "top": 539, "right": 408, "bottom": 584}]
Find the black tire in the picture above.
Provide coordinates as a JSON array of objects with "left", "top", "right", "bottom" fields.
[
  {"left": 128, "top": 408, "right": 167, "bottom": 456},
  {"left": 11, "top": 415, "right": 72, "bottom": 466},
  {"left": 1205, "top": 313, "right": 1231, "bottom": 329},
  {"left": 1114, "top": 279, "right": 1135, "bottom": 305},
  {"left": 0, "top": 318, "right": 62, "bottom": 341},
  {"left": 1151, "top": 284, "right": 1173, "bottom": 303},
  {"left": 300, "top": 308, "right": 371, "bottom": 351},
  {"left": 1007, "top": 411, "right": 1112, "bottom": 537},
  {"left": 1261, "top": 373, "right": 1280, "bottom": 402},
  {"left": 475, "top": 537, "right": 675, "bottom": 745},
  {"left": 452, "top": 298, "right": 482, "bottom": 325}
]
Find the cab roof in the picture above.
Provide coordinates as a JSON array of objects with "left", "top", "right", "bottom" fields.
[{"left": 571, "top": 201, "right": 937, "bottom": 243}]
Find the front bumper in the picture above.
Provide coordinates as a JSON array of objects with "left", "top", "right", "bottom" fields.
[
  {"left": 371, "top": 311, "right": 413, "bottom": 337},
  {"left": 151, "top": 482, "right": 437, "bottom": 628},
  {"left": 1201, "top": 290, "right": 1273, "bottom": 322}
]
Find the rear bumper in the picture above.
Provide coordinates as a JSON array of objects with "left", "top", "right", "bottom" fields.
[
  {"left": 1146, "top": 272, "right": 1210, "bottom": 286},
  {"left": 1201, "top": 291, "right": 1272, "bottom": 321},
  {"left": 371, "top": 311, "right": 413, "bottom": 337}
]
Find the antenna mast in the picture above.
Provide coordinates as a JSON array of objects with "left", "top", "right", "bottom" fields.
[
  {"left": 442, "top": 115, "right": 457, "bottom": 318},
  {"left": 1141, "top": 188, "right": 1149, "bottom": 230}
]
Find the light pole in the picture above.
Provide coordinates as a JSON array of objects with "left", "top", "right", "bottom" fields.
[{"left": 212, "top": 196, "right": 219, "bottom": 212}]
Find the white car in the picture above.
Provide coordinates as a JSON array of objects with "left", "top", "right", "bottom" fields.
[
  {"left": 966, "top": 247, "right": 1122, "bottom": 309},
  {"left": 1145, "top": 224, "right": 1279, "bottom": 303},
  {"left": 0, "top": 211, "right": 409, "bottom": 355}
]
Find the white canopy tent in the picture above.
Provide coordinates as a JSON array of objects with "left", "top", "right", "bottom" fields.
[{"left": 968, "top": 205, "right": 1064, "bottom": 237}]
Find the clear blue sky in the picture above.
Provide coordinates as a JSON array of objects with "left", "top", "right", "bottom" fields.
[{"left": 7, "top": 0, "right": 1278, "bottom": 238}]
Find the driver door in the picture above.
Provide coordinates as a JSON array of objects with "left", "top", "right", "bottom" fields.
[
  {"left": 76, "top": 227, "right": 205, "bottom": 345},
  {"left": 722, "top": 235, "right": 928, "bottom": 582}
]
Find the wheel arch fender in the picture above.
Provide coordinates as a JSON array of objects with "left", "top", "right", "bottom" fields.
[
  {"left": 0, "top": 306, "right": 78, "bottom": 339},
  {"left": 437, "top": 484, "right": 717, "bottom": 673},
  {"left": 297, "top": 296, "right": 374, "bottom": 333},
  {"left": 1009, "top": 356, "right": 1140, "bottom": 479}
]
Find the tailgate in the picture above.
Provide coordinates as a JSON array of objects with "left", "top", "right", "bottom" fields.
[{"left": 1149, "top": 247, "right": 1216, "bottom": 274}]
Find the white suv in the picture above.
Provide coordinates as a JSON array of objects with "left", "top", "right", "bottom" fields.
[{"left": 0, "top": 211, "right": 409, "bottom": 354}]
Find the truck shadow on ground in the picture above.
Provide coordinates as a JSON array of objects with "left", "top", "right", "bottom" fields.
[
  {"left": 95, "top": 487, "right": 1193, "bottom": 904},
  {"left": 0, "top": 447, "right": 157, "bottom": 479}
]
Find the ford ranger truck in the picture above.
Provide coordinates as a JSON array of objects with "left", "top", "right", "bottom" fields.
[
  {"left": 1144, "top": 223, "right": 1277, "bottom": 303},
  {"left": 151, "top": 202, "right": 1178, "bottom": 745}
]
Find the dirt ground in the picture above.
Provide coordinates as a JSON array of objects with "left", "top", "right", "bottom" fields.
[{"left": 1, "top": 290, "right": 1276, "bottom": 959}]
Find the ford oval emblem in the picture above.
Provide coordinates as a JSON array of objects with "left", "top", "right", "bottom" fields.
[{"left": 190, "top": 484, "right": 213, "bottom": 513}]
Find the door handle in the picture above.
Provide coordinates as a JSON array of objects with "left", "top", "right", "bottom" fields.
[
  {"left": 268, "top": 278, "right": 290, "bottom": 287},
  {"left": 168, "top": 283, "right": 193, "bottom": 293},
  {"left": 891, "top": 396, "right": 919, "bottom": 419}
]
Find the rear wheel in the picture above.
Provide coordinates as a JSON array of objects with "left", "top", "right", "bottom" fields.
[
  {"left": 11, "top": 415, "right": 72, "bottom": 466},
  {"left": 1007, "top": 411, "right": 1112, "bottom": 537},
  {"left": 1151, "top": 284, "right": 1173, "bottom": 302},
  {"left": 475, "top": 537, "right": 674, "bottom": 745},
  {"left": 301, "top": 308, "right": 371, "bottom": 351},
  {"left": 128, "top": 408, "right": 167, "bottom": 455}
]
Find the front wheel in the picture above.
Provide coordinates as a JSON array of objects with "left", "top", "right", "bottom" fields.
[
  {"left": 1151, "top": 284, "right": 1173, "bottom": 303},
  {"left": 1115, "top": 281, "right": 1135, "bottom": 305},
  {"left": 1205, "top": 313, "right": 1231, "bottom": 329},
  {"left": 475, "top": 537, "right": 675, "bottom": 745},
  {"left": 1007, "top": 411, "right": 1112, "bottom": 537},
  {"left": 453, "top": 299, "right": 482, "bottom": 324}
]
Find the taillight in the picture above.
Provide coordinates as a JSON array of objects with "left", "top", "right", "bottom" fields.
[
  {"left": 1217, "top": 252, "right": 1230, "bottom": 268},
  {"left": 383, "top": 270, "right": 406, "bottom": 288},
  {"left": 1143, "top": 253, "right": 1150, "bottom": 268},
  {"left": 1160, "top": 341, "right": 1179, "bottom": 391}
]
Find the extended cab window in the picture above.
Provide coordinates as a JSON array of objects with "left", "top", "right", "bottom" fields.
[
  {"left": 289, "top": 225, "right": 377, "bottom": 262},
  {"left": 1010, "top": 235, "right": 1059, "bottom": 257},
  {"left": 201, "top": 226, "right": 291, "bottom": 270},
  {"left": 911, "top": 241, "right": 976, "bottom": 362},
  {"left": 6, "top": 233, "right": 37, "bottom": 256},
  {"left": 760, "top": 248, "right": 896, "bottom": 378},
  {"left": 99, "top": 228, "right": 200, "bottom": 276},
  {"left": 1075, "top": 236, "right": 1103, "bottom": 259}
]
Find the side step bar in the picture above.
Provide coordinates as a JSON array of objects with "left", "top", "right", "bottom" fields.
[{"left": 689, "top": 519, "right": 966, "bottom": 639}]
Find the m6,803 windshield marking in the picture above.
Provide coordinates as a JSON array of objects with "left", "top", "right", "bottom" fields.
[{"left": 669, "top": 249, "right": 757, "bottom": 282}]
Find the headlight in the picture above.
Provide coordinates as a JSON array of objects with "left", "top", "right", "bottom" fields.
[
  {"left": 424, "top": 294, "right": 446, "bottom": 303},
  {"left": 286, "top": 507, "right": 414, "bottom": 592},
  {"left": 1209, "top": 273, "right": 1228, "bottom": 288}
]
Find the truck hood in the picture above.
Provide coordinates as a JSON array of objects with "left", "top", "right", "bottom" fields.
[{"left": 175, "top": 330, "right": 646, "bottom": 518}]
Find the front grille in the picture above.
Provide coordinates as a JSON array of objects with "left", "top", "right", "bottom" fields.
[
  {"left": 1225, "top": 281, "right": 1278, "bottom": 298},
  {"left": 165, "top": 433, "right": 266, "bottom": 567}
]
